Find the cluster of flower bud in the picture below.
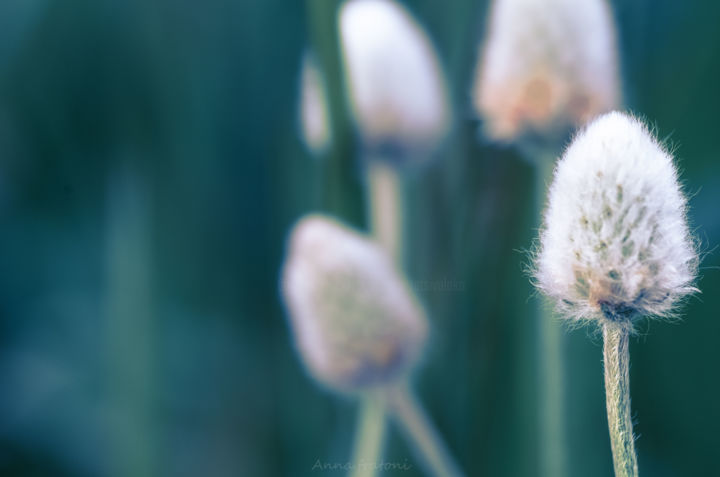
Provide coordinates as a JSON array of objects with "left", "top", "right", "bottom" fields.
[
  {"left": 339, "top": 0, "right": 450, "bottom": 161},
  {"left": 535, "top": 112, "right": 698, "bottom": 327},
  {"left": 282, "top": 215, "right": 428, "bottom": 392},
  {"left": 473, "top": 0, "right": 620, "bottom": 143}
]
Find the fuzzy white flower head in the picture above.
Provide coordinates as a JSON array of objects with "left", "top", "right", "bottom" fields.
[
  {"left": 535, "top": 112, "right": 698, "bottom": 328},
  {"left": 339, "top": 0, "right": 450, "bottom": 159},
  {"left": 298, "top": 51, "right": 331, "bottom": 154},
  {"left": 281, "top": 214, "right": 428, "bottom": 392},
  {"left": 473, "top": 0, "right": 620, "bottom": 142}
]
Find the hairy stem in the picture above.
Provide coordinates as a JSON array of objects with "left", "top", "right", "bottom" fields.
[
  {"left": 350, "top": 394, "right": 387, "bottom": 477},
  {"left": 603, "top": 324, "right": 639, "bottom": 477},
  {"left": 386, "top": 383, "right": 464, "bottom": 477}
]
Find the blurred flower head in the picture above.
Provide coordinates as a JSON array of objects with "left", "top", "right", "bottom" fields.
[
  {"left": 473, "top": 0, "right": 620, "bottom": 143},
  {"left": 281, "top": 214, "right": 428, "bottom": 392},
  {"left": 298, "top": 51, "right": 331, "bottom": 155},
  {"left": 339, "top": 0, "right": 451, "bottom": 161},
  {"left": 535, "top": 112, "right": 698, "bottom": 328}
]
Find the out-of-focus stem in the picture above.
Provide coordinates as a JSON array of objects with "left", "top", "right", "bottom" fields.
[
  {"left": 386, "top": 383, "right": 464, "bottom": 477},
  {"left": 366, "top": 159, "right": 403, "bottom": 264},
  {"left": 105, "top": 164, "right": 156, "bottom": 477},
  {"left": 535, "top": 153, "right": 567, "bottom": 477},
  {"left": 603, "top": 324, "right": 639, "bottom": 477},
  {"left": 305, "top": 0, "right": 365, "bottom": 228},
  {"left": 350, "top": 394, "right": 387, "bottom": 477}
]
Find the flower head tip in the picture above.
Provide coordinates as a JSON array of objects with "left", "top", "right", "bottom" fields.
[
  {"left": 339, "top": 0, "right": 450, "bottom": 160},
  {"left": 474, "top": 0, "right": 620, "bottom": 143},
  {"left": 535, "top": 111, "right": 698, "bottom": 328}
]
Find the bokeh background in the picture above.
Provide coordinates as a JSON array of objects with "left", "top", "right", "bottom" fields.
[{"left": 1, "top": 0, "right": 719, "bottom": 476}]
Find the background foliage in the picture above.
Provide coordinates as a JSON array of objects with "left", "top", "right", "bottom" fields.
[{"left": 0, "top": 0, "right": 719, "bottom": 476}]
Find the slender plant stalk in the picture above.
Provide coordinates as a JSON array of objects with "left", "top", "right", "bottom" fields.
[
  {"left": 535, "top": 153, "right": 567, "bottom": 477},
  {"left": 603, "top": 324, "right": 638, "bottom": 477},
  {"left": 351, "top": 394, "right": 387, "bottom": 477},
  {"left": 349, "top": 154, "right": 404, "bottom": 477},
  {"left": 386, "top": 383, "right": 464, "bottom": 477},
  {"left": 538, "top": 303, "right": 565, "bottom": 477},
  {"left": 367, "top": 159, "right": 403, "bottom": 263},
  {"left": 348, "top": 158, "right": 403, "bottom": 477},
  {"left": 306, "top": 0, "right": 365, "bottom": 228},
  {"left": 106, "top": 165, "right": 156, "bottom": 477}
]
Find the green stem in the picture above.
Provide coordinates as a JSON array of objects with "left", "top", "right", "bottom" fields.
[
  {"left": 538, "top": 306, "right": 565, "bottom": 477},
  {"left": 305, "top": 0, "right": 365, "bottom": 228},
  {"left": 366, "top": 159, "right": 403, "bottom": 264},
  {"left": 106, "top": 165, "right": 156, "bottom": 477},
  {"left": 387, "top": 384, "right": 464, "bottom": 477},
  {"left": 350, "top": 394, "right": 387, "bottom": 477},
  {"left": 603, "top": 324, "right": 639, "bottom": 477},
  {"left": 535, "top": 154, "right": 567, "bottom": 477}
]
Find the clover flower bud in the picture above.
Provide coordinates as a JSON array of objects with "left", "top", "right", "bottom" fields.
[
  {"left": 473, "top": 0, "right": 620, "bottom": 142},
  {"left": 298, "top": 51, "right": 331, "bottom": 154},
  {"left": 535, "top": 112, "right": 698, "bottom": 327},
  {"left": 339, "top": 0, "right": 450, "bottom": 160},
  {"left": 281, "top": 214, "right": 428, "bottom": 392}
]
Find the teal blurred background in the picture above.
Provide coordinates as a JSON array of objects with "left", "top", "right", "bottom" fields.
[{"left": 1, "top": 0, "right": 719, "bottom": 476}]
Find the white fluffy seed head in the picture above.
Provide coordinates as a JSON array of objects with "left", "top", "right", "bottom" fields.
[
  {"left": 339, "top": 0, "right": 450, "bottom": 159},
  {"left": 281, "top": 214, "right": 428, "bottom": 393},
  {"left": 298, "top": 51, "right": 331, "bottom": 154},
  {"left": 535, "top": 112, "right": 698, "bottom": 328},
  {"left": 473, "top": 0, "right": 620, "bottom": 143}
]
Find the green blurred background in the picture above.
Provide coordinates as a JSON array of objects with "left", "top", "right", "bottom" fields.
[{"left": 0, "top": 0, "right": 719, "bottom": 476}]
